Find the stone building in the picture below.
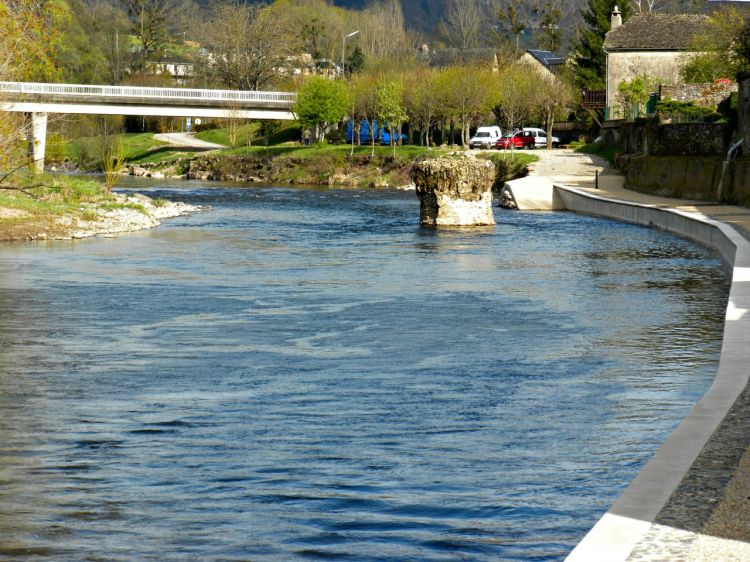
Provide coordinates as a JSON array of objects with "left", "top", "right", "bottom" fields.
[
  {"left": 603, "top": 8, "right": 708, "bottom": 114},
  {"left": 518, "top": 50, "right": 565, "bottom": 83}
]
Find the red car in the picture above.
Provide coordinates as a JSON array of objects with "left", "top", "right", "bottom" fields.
[{"left": 495, "top": 130, "right": 535, "bottom": 150}]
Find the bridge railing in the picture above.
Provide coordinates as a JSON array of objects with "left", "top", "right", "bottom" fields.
[{"left": 0, "top": 82, "right": 296, "bottom": 105}]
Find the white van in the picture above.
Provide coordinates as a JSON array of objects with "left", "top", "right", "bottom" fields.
[
  {"left": 522, "top": 127, "right": 560, "bottom": 148},
  {"left": 469, "top": 126, "right": 503, "bottom": 149}
]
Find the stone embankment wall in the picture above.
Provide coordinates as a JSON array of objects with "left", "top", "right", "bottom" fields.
[{"left": 606, "top": 78, "right": 750, "bottom": 205}]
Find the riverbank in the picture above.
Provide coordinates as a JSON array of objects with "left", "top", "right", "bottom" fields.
[
  {"left": 531, "top": 150, "right": 750, "bottom": 562},
  {"left": 125, "top": 144, "right": 536, "bottom": 189},
  {"left": 0, "top": 174, "right": 198, "bottom": 241}
]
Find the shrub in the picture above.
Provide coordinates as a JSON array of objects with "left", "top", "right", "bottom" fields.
[{"left": 656, "top": 100, "right": 718, "bottom": 122}]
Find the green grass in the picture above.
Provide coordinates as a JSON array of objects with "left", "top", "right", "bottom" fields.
[
  {"left": 100, "top": 201, "right": 148, "bottom": 214},
  {"left": 0, "top": 173, "right": 113, "bottom": 217},
  {"left": 223, "top": 142, "right": 448, "bottom": 160},
  {"left": 572, "top": 140, "right": 619, "bottom": 165},
  {"left": 195, "top": 123, "right": 300, "bottom": 148},
  {"left": 64, "top": 133, "right": 170, "bottom": 168}
]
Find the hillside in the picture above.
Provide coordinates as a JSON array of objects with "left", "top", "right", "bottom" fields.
[{"left": 226, "top": 0, "right": 712, "bottom": 44}]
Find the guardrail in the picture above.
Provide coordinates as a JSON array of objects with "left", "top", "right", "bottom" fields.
[{"left": 0, "top": 82, "right": 296, "bottom": 105}]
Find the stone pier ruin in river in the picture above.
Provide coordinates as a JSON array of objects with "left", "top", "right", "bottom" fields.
[{"left": 412, "top": 158, "right": 495, "bottom": 226}]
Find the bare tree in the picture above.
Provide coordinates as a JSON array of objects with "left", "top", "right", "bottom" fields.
[
  {"left": 441, "top": 0, "right": 482, "bottom": 49},
  {"left": 536, "top": 0, "right": 581, "bottom": 53},
  {"left": 494, "top": 0, "right": 534, "bottom": 52},
  {"left": 119, "top": 0, "right": 186, "bottom": 70},
  {"left": 201, "top": 3, "right": 300, "bottom": 91},
  {"left": 357, "top": 0, "right": 412, "bottom": 59},
  {"left": 631, "top": 0, "right": 659, "bottom": 13}
]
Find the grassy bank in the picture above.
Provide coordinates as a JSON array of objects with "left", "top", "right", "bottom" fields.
[
  {"left": 52, "top": 127, "right": 538, "bottom": 188},
  {"left": 186, "top": 143, "right": 537, "bottom": 187},
  {"left": 572, "top": 140, "right": 620, "bottom": 165},
  {"left": 0, "top": 173, "right": 124, "bottom": 240}
]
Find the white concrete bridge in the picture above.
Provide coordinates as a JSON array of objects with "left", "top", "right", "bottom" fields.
[{"left": 0, "top": 82, "right": 297, "bottom": 170}]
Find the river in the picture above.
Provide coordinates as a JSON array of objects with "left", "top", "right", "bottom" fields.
[{"left": 0, "top": 179, "right": 729, "bottom": 561}]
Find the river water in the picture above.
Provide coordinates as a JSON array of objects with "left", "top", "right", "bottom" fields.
[{"left": 0, "top": 180, "right": 729, "bottom": 561}]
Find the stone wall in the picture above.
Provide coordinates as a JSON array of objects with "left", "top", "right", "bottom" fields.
[
  {"left": 739, "top": 77, "right": 750, "bottom": 149},
  {"left": 660, "top": 82, "right": 737, "bottom": 109},
  {"left": 615, "top": 119, "right": 730, "bottom": 157}
]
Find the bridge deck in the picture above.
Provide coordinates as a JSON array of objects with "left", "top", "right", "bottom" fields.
[
  {"left": 0, "top": 82, "right": 296, "bottom": 120},
  {"left": 0, "top": 82, "right": 295, "bottom": 107}
]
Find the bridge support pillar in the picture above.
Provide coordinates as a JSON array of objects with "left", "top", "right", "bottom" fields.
[{"left": 27, "top": 112, "right": 47, "bottom": 174}]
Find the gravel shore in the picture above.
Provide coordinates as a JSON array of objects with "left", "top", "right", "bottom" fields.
[{"left": 58, "top": 192, "right": 199, "bottom": 240}]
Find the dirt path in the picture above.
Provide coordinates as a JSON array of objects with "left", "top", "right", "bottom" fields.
[
  {"left": 153, "top": 132, "right": 226, "bottom": 149},
  {"left": 526, "top": 147, "right": 613, "bottom": 182}
]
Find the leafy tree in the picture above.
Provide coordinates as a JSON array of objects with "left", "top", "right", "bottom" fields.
[
  {"left": 375, "top": 79, "right": 407, "bottom": 156},
  {"left": 617, "top": 75, "right": 657, "bottom": 118},
  {"left": 55, "top": 0, "right": 110, "bottom": 84},
  {"left": 493, "top": 65, "right": 536, "bottom": 134},
  {"left": 435, "top": 65, "right": 496, "bottom": 147},
  {"left": 572, "top": 0, "right": 633, "bottom": 90},
  {"left": 682, "top": 7, "right": 750, "bottom": 83},
  {"left": 737, "top": 19, "right": 750, "bottom": 75},
  {"left": 0, "top": 0, "right": 67, "bottom": 171},
  {"left": 407, "top": 67, "right": 442, "bottom": 147},
  {"left": 533, "top": 76, "right": 575, "bottom": 148},
  {"left": 293, "top": 76, "right": 350, "bottom": 142},
  {"left": 345, "top": 46, "right": 365, "bottom": 76}
]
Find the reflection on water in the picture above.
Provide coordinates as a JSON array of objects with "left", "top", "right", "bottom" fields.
[{"left": 0, "top": 180, "right": 729, "bottom": 561}]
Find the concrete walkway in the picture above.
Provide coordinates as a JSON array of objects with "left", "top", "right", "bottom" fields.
[
  {"left": 531, "top": 150, "right": 750, "bottom": 561},
  {"left": 152, "top": 132, "right": 226, "bottom": 149}
]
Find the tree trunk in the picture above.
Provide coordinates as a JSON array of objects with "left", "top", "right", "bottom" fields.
[
  {"left": 546, "top": 109, "right": 554, "bottom": 149},
  {"left": 368, "top": 118, "right": 375, "bottom": 157}
]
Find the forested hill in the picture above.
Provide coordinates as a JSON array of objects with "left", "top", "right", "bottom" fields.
[
  {"left": 231, "top": 0, "right": 710, "bottom": 38},
  {"left": 332, "top": 0, "right": 447, "bottom": 33}
]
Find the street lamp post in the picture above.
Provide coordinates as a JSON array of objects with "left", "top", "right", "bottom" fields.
[{"left": 342, "top": 30, "right": 359, "bottom": 78}]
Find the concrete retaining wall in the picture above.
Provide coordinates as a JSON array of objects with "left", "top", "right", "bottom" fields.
[
  {"left": 556, "top": 185, "right": 750, "bottom": 561},
  {"left": 619, "top": 155, "right": 750, "bottom": 205},
  {"left": 621, "top": 155, "right": 723, "bottom": 201}
]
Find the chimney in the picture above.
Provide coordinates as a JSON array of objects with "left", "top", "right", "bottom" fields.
[{"left": 611, "top": 5, "right": 622, "bottom": 30}]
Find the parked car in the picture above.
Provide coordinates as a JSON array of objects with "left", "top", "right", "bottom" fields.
[
  {"left": 495, "top": 130, "right": 535, "bottom": 150},
  {"left": 522, "top": 127, "right": 560, "bottom": 148},
  {"left": 469, "top": 126, "right": 503, "bottom": 149}
]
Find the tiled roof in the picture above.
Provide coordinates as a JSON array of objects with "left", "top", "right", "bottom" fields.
[
  {"left": 526, "top": 50, "right": 564, "bottom": 69},
  {"left": 603, "top": 13, "right": 709, "bottom": 51}
]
